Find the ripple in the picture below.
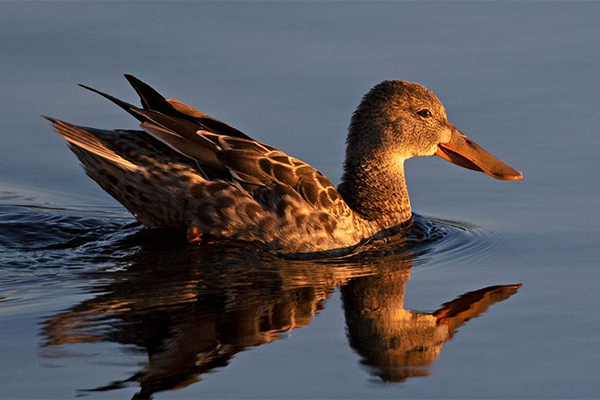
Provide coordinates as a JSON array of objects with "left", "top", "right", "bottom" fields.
[
  {"left": 0, "top": 203, "right": 140, "bottom": 295},
  {"left": 410, "top": 215, "right": 505, "bottom": 276},
  {"left": 0, "top": 198, "right": 502, "bottom": 292}
]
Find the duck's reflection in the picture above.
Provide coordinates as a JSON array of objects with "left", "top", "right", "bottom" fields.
[
  {"left": 41, "top": 232, "right": 520, "bottom": 399},
  {"left": 342, "top": 270, "right": 521, "bottom": 381}
]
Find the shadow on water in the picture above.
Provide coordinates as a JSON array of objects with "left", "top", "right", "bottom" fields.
[{"left": 0, "top": 194, "right": 521, "bottom": 399}]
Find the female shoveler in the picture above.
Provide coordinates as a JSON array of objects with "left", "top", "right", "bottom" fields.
[{"left": 45, "top": 76, "right": 522, "bottom": 255}]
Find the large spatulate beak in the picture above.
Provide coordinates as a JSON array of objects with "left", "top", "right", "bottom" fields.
[{"left": 435, "top": 128, "right": 523, "bottom": 181}]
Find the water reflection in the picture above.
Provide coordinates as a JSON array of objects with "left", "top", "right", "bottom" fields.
[
  {"left": 342, "top": 272, "right": 520, "bottom": 381},
  {"left": 40, "top": 228, "right": 520, "bottom": 399}
]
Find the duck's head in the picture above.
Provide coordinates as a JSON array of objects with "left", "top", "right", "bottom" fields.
[{"left": 346, "top": 80, "right": 523, "bottom": 181}]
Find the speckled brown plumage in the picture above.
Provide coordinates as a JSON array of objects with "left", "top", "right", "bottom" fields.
[{"left": 45, "top": 76, "right": 522, "bottom": 255}]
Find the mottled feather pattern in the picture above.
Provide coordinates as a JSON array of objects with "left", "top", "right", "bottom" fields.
[
  {"left": 47, "top": 122, "right": 203, "bottom": 231},
  {"left": 46, "top": 76, "right": 377, "bottom": 254},
  {"left": 204, "top": 131, "right": 351, "bottom": 216}
]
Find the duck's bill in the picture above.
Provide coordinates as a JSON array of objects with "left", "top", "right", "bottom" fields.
[{"left": 435, "top": 128, "right": 523, "bottom": 181}]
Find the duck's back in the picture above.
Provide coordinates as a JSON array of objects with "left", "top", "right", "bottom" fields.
[{"left": 46, "top": 76, "right": 370, "bottom": 254}]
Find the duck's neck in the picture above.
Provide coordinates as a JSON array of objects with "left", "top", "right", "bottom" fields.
[{"left": 338, "top": 155, "right": 412, "bottom": 230}]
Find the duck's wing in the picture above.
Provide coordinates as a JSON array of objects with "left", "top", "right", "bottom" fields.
[
  {"left": 78, "top": 78, "right": 234, "bottom": 174},
  {"left": 80, "top": 75, "right": 349, "bottom": 216},
  {"left": 201, "top": 132, "right": 348, "bottom": 215},
  {"left": 81, "top": 75, "right": 251, "bottom": 141}
]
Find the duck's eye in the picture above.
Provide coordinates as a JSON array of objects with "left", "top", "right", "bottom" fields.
[{"left": 417, "top": 109, "right": 432, "bottom": 118}]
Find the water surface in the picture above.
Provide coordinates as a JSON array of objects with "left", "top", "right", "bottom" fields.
[{"left": 1, "top": 2, "right": 599, "bottom": 399}]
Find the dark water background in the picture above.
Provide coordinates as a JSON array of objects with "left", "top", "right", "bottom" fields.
[{"left": 1, "top": 2, "right": 599, "bottom": 399}]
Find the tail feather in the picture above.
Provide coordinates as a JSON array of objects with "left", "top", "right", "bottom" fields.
[{"left": 43, "top": 117, "right": 138, "bottom": 171}]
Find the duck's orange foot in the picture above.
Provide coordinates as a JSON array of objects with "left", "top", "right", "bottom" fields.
[
  {"left": 187, "top": 225, "right": 220, "bottom": 245},
  {"left": 187, "top": 225, "right": 202, "bottom": 244}
]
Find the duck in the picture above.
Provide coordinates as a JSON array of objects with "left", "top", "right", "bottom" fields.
[{"left": 44, "top": 75, "right": 522, "bottom": 255}]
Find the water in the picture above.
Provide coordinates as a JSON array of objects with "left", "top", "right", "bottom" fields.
[{"left": 1, "top": 2, "right": 599, "bottom": 399}]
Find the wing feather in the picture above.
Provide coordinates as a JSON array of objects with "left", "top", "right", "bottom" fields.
[
  {"left": 124, "top": 74, "right": 252, "bottom": 140},
  {"left": 73, "top": 75, "right": 349, "bottom": 216},
  {"left": 140, "top": 122, "right": 221, "bottom": 170},
  {"left": 211, "top": 139, "right": 347, "bottom": 215}
]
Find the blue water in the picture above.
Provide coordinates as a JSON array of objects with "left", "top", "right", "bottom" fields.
[{"left": 1, "top": 2, "right": 599, "bottom": 399}]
